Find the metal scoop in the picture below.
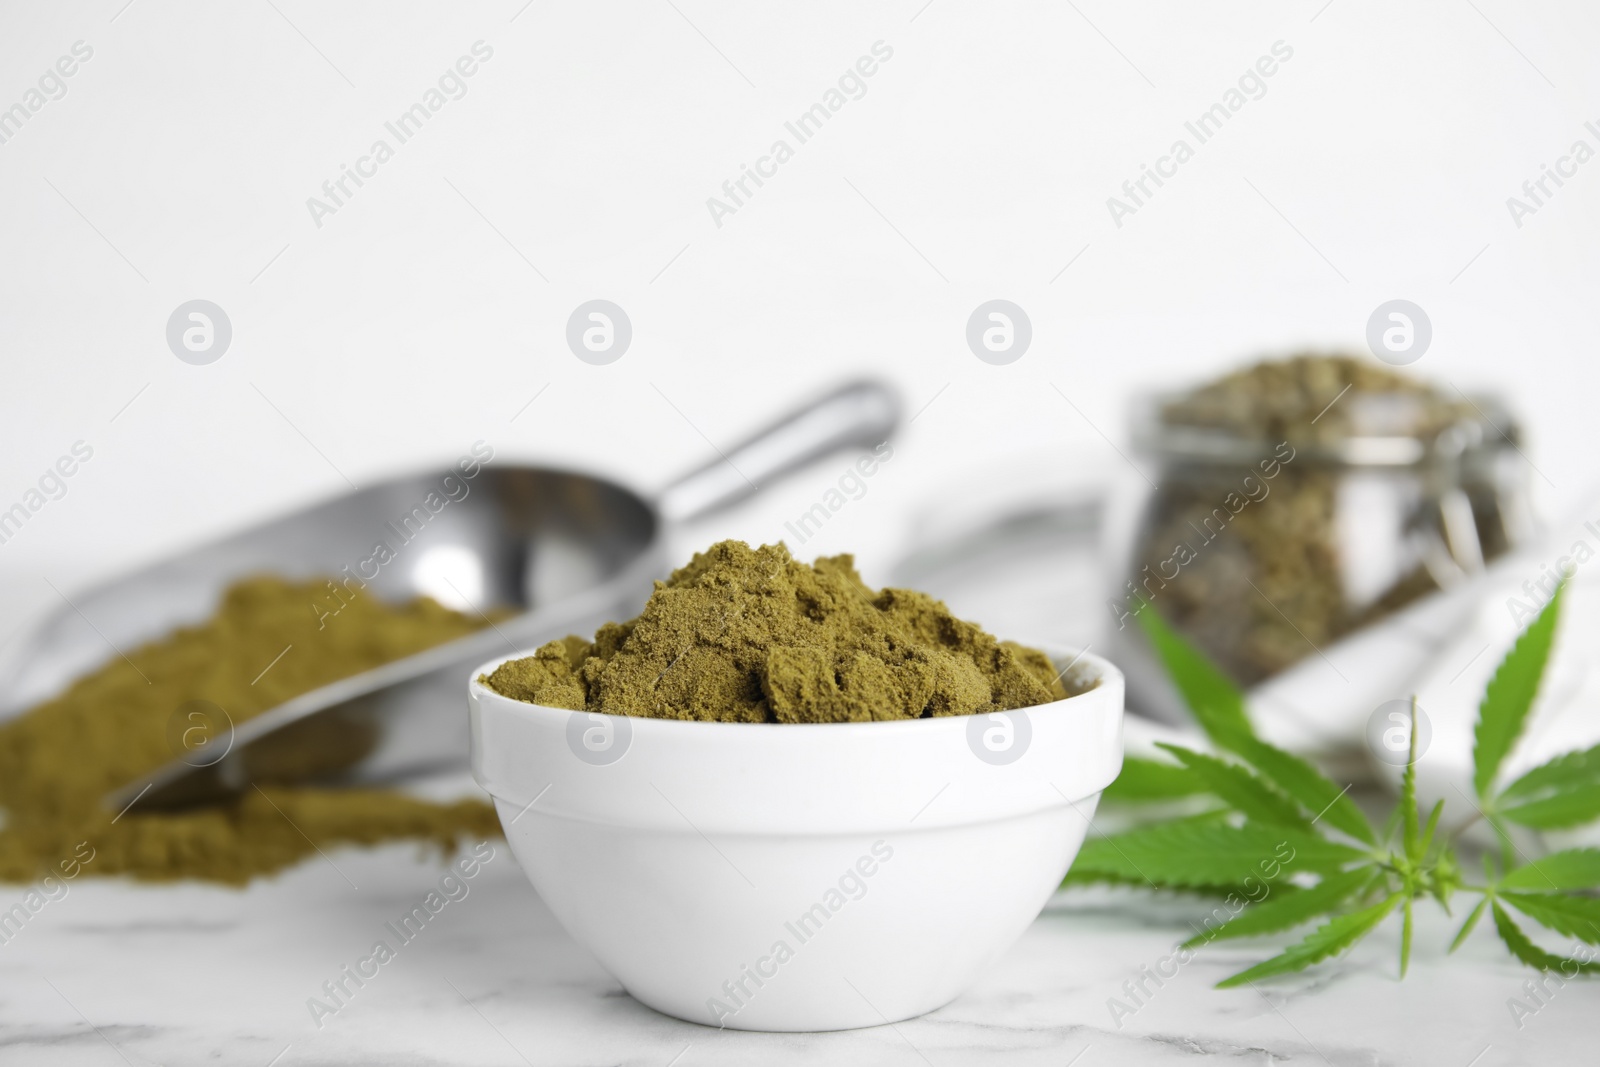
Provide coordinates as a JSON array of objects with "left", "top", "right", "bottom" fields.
[{"left": 0, "top": 381, "right": 898, "bottom": 812}]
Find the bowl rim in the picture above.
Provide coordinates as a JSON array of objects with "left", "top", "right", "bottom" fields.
[{"left": 467, "top": 643, "right": 1121, "bottom": 736}]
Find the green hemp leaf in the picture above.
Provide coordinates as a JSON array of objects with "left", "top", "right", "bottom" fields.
[{"left": 1070, "top": 587, "right": 1600, "bottom": 986}]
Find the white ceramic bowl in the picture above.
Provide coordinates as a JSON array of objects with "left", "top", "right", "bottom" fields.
[{"left": 468, "top": 647, "right": 1124, "bottom": 1032}]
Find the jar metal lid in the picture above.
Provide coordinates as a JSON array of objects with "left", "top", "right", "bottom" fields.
[{"left": 1130, "top": 390, "right": 1521, "bottom": 468}]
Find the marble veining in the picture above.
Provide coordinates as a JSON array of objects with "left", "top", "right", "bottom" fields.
[{"left": 1, "top": 836, "right": 1590, "bottom": 1065}]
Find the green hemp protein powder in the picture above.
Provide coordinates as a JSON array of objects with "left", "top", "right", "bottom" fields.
[
  {"left": 1126, "top": 353, "right": 1525, "bottom": 685},
  {"left": 0, "top": 577, "right": 500, "bottom": 885},
  {"left": 484, "top": 540, "right": 1088, "bottom": 722}
]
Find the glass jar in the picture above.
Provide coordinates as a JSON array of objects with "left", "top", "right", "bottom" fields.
[{"left": 1119, "top": 359, "right": 1534, "bottom": 688}]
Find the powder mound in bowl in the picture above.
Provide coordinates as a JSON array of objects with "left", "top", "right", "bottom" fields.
[{"left": 483, "top": 540, "right": 1090, "bottom": 723}]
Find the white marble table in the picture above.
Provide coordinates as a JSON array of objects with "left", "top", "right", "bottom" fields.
[{"left": 2, "top": 792, "right": 1591, "bottom": 1067}]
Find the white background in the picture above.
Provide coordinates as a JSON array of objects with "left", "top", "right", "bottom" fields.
[{"left": 3, "top": 0, "right": 1598, "bottom": 642}]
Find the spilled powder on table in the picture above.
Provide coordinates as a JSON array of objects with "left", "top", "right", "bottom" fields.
[{"left": 0, "top": 576, "right": 500, "bottom": 885}]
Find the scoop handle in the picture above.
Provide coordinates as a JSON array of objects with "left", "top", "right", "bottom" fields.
[{"left": 656, "top": 379, "right": 901, "bottom": 524}]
